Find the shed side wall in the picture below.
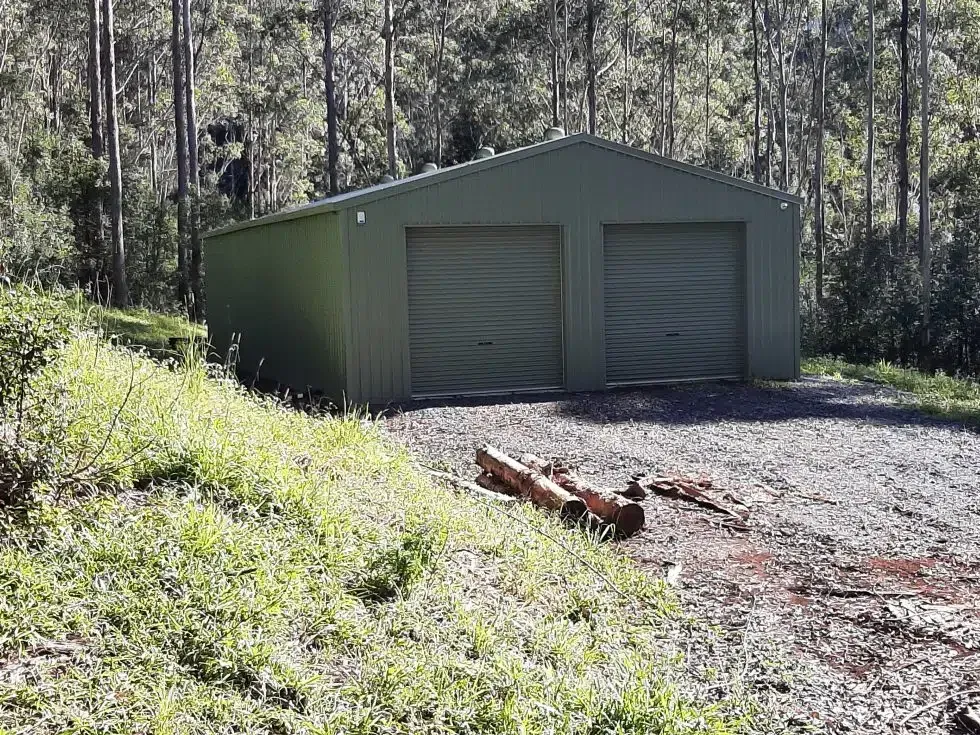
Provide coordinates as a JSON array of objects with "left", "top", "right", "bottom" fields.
[{"left": 204, "top": 212, "right": 346, "bottom": 397}]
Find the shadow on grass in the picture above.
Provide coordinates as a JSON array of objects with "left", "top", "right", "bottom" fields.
[
  {"left": 68, "top": 294, "right": 205, "bottom": 353},
  {"left": 97, "top": 309, "right": 205, "bottom": 351}
]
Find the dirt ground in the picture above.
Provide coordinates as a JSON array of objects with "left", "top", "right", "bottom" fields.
[{"left": 383, "top": 377, "right": 980, "bottom": 734}]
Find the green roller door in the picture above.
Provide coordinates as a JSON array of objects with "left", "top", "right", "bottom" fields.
[
  {"left": 604, "top": 223, "right": 746, "bottom": 384},
  {"left": 406, "top": 225, "right": 564, "bottom": 398}
]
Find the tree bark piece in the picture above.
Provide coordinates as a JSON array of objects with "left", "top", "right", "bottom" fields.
[
  {"left": 633, "top": 475, "right": 746, "bottom": 522},
  {"left": 475, "top": 446, "right": 586, "bottom": 519},
  {"left": 520, "top": 454, "right": 645, "bottom": 537},
  {"left": 620, "top": 481, "right": 647, "bottom": 500}
]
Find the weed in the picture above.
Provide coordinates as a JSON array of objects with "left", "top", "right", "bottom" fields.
[{"left": 353, "top": 528, "right": 446, "bottom": 602}]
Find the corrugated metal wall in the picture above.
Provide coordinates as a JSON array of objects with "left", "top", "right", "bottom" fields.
[
  {"left": 341, "top": 141, "right": 798, "bottom": 402},
  {"left": 204, "top": 212, "right": 347, "bottom": 397}
]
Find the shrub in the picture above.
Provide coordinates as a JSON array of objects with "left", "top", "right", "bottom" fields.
[{"left": 0, "top": 287, "right": 71, "bottom": 508}]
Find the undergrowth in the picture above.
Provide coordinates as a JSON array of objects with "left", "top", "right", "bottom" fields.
[
  {"left": 804, "top": 356, "right": 980, "bottom": 425},
  {"left": 68, "top": 292, "right": 206, "bottom": 352},
  {"left": 0, "top": 290, "right": 747, "bottom": 734}
]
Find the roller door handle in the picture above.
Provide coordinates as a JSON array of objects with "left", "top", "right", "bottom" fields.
[
  {"left": 665, "top": 332, "right": 681, "bottom": 337},
  {"left": 477, "top": 340, "right": 495, "bottom": 346}
]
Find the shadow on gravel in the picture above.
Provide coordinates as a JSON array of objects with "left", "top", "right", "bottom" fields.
[{"left": 391, "top": 379, "right": 976, "bottom": 433}]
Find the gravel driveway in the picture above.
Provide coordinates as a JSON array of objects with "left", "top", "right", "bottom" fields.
[{"left": 384, "top": 377, "right": 980, "bottom": 734}]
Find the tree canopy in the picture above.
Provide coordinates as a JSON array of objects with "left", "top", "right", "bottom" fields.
[{"left": 1, "top": 0, "right": 979, "bottom": 374}]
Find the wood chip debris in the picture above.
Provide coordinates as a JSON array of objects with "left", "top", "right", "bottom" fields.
[
  {"left": 432, "top": 446, "right": 750, "bottom": 539},
  {"left": 625, "top": 474, "right": 748, "bottom": 522}
]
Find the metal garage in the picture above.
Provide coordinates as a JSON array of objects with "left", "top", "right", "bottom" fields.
[
  {"left": 603, "top": 223, "right": 746, "bottom": 385},
  {"left": 204, "top": 132, "right": 801, "bottom": 404},
  {"left": 406, "top": 225, "right": 564, "bottom": 397}
]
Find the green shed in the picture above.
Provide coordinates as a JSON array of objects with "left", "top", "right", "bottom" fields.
[{"left": 204, "top": 132, "right": 802, "bottom": 404}]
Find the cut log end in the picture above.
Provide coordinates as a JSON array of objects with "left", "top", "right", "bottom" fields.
[{"left": 609, "top": 502, "right": 645, "bottom": 537}]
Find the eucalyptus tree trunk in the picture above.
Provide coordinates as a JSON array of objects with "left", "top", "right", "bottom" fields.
[
  {"left": 549, "top": 0, "right": 560, "bottom": 127},
  {"left": 47, "top": 47, "right": 62, "bottom": 132},
  {"left": 703, "top": 0, "right": 710, "bottom": 153},
  {"left": 561, "top": 0, "right": 569, "bottom": 129},
  {"left": 322, "top": 0, "right": 339, "bottom": 193},
  {"left": 621, "top": 0, "right": 632, "bottom": 143},
  {"left": 813, "top": 0, "right": 827, "bottom": 304},
  {"left": 919, "top": 0, "right": 931, "bottom": 353},
  {"left": 171, "top": 0, "right": 189, "bottom": 302},
  {"left": 182, "top": 0, "right": 203, "bottom": 318},
  {"left": 897, "top": 0, "right": 911, "bottom": 250},
  {"left": 87, "top": 0, "right": 105, "bottom": 295},
  {"left": 147, "top": 58, "right": 159, "bottom": 197},
  {"left": 751, "top": 0, "right": 763, "bottom": 183},
  {"left": 246, "top": 0, "right": 256, "bottom": 219},
  {"left": 585, "top": 0, "right": 597, "bottom": 135},
  {"left": 666, "top": 0, "right": 680, "bottom": 155},
  {"left": 865, "top": 0, "right": 875, "bottom": 249},
  {"left": 100, "top": 0, "right": 127, "bottom": 306},
  {"left": 774, "top": 6, "right": 790, "bottom": 190},
  {"left": 765, "top": 0, "right": 774, "bottom": 186},
  {"left": 383, "top": 0, "right": 397, "bottom": 176},
  {"left": 434, "top": 0, "right": 450, "bottom": 164}
]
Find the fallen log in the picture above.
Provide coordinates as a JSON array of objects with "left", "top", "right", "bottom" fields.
[
  {"left": 475, "top": 445, "right": 587, "bottom": 519},
  {"left": 477, "top": 473, "right": 608, "bottom": 535},
  {"left": 520, "top": 453, "right": 645, "bottom": 537}
]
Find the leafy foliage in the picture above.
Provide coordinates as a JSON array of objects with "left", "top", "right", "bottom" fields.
[
  {"left": 0, "top": 288, "right": 71, "bottom": 509},
  {"left": 2, "top": 0, "right": 980, "bottom": 374}
]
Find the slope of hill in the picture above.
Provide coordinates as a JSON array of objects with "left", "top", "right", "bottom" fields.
[{"left": 0, "top": 291, "right": 741, "bottom": 734}]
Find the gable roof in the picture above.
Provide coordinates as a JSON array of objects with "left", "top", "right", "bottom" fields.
[{"left": 205, "top": 133, "right": 803, "bottom": 238}]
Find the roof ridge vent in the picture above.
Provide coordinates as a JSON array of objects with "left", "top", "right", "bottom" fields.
[
  {"left": 379, "top": 174, "right": 395, "bottom": 183},
  {"left": 420, "top": 162, "right": 438, "bottom": 173},
  {"left": 473, "top": 145, "right": 495, "bottom": 160},
  {"left": 544, "top": 126, "right": 565, "bottom": 141}
]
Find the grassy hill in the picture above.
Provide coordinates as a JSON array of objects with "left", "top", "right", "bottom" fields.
[{"left": 0, "top": 291, "right": 742, "bottom": 734}]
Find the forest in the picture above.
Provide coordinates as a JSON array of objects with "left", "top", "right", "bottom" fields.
[{"left": 1, "top": 0, "right": 979, "bottom": 376}]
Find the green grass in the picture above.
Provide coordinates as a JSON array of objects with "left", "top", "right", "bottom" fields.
[
  {"left": 0, "top": 323, "right": 747, "bottom": 734},
  {"left": 804, "top": 356, "right": 980, "bottom": 425},
  {"left": 68, "top": 294, "right": 206, "bottom": 352}
]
